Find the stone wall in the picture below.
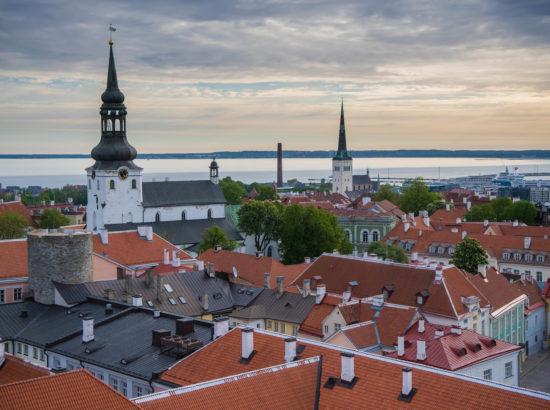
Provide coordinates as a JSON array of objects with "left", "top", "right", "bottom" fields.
[{"left": 28, "top": 230, "right": 93, "bottom": 304}]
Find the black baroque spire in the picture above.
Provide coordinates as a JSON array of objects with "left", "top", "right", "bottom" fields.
[
  {"left": 333, "top": 100, "right": 351, "bottom": 160},
  {"left": 91, "top": 41, "right": 138, "bottom": 169}
]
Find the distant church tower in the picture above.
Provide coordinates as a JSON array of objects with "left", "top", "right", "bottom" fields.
[
  {"left": 209, "top": 158, "right": 219, "bottom": 184},
  {"left": 331, "top": 101, "right": 353, "bottom": 194},
  {"left": 86, "top": 40, "right": 143, "bottom": 231}
]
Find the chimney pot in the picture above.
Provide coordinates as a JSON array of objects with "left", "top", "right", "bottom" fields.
[
  {"left": 416, "top": 339, "right": 426, "bottom": 361},
  {"left": 241, "top": 328, "right": 254, "bottom": 360},
  {"left": 201, "top": 292, "right": 209, "bottom": 311},
  {"left": 82, "top": 317, "right": 94, "bottom": 343},
  {"left": 401, "top": 367, "right": 413, "bottom": 397},
  {"left": 285, "top": 337, "right": 297, "bottom": 363},
  {"left": 163, "top": 248, "right": 169, "bottom": 265},
  {"left": 340, "top": 352, "right": 355, "bottom": 383},
  {"left": 132, "top": 294, "right": 143, "bottom": 307},
  {"left": 213, "top": 316, "right": 230, "bottom": 339},
  {"left": 302, "top": 279, "right": 311, "bottom": 298}
]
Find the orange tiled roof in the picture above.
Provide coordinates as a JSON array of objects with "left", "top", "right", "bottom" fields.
[
  {"left": 0, "top": 354, "right": 50, "bottom": 385},
  {"left": 466, "top": 267, "right": 526, "bottom": 312},
  {"left": 158, "top": 328, "right": 550, "bottom": 409},
  {"left": 137, "top": 357, "right": 319, "bottom": 409},
  {"left": 0, "top": 201, "right": 35, "bottom": 227},
  {"left": 299, "top": 296, "right": 341, "bottom": 337},
  {"left": 292, "top": 254, "right": 486, "bottom": 319},
  {"left": 0, "top": 239, "right": 28, "bottom": 279},
  {"left": 341, "top": 322, "right": 379, "bottom": 349},
  {"left": 199, "top": 249, "right": 310, "bottom": 289},
  {"left": 0, "top": 369, "right": 139, "bottom": 409},
  {"left": 512, "top": 277, "right": 545, "bottom": 313},
  {"left": 93, "top": 230, "right": 191, "bottom": 267},
  {"left": 430, "top": 208, "right": 468, "bottom": 225},
  {"left": 387, "top": 321, "right": 522, "bottom": 371}
]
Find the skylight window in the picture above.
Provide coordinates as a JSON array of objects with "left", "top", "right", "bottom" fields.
[
  {"left": 146, "top": 301, "right": 153, "bottom": 307},
  {"left": 178, "top": 296, "right": 186, "bottom": 304},
  {"left": 164, "top": 284, "right": 174, "bottom": 293},
  {"left": 168, "top": 298, "right": 176, "bottom": 305}
]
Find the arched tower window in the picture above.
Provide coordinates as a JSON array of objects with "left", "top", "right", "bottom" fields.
[
  {"left": 207, "top": 209, "right": 213, "bottom": 219},
  {"left": 110, "top": 180, "right": 115, "bottom": 190},
  {"left": 155, "top": 212, "right": 161, "bottom": 222},
  {"left": 131, "top": 179, "right": 137, "bottom": 189},
  {"left": 181, "top": 211, "right": 186, "bottom": 221}
]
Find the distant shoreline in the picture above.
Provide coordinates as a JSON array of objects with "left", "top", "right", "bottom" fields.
[{"left": 1, "top": 150, "right": 550, "bottom": 159}]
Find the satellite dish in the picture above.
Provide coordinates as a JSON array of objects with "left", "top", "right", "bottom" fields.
[{"left": 232, "top": 267, "right": 238, "bottom": 278}]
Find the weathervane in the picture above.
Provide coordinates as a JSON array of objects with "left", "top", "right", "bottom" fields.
[{"left": 109, "top": 24, "right": 116, "bottom": 45}]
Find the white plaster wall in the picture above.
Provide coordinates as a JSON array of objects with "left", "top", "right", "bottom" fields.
[
  {"left": 457, "top": 351, "right": 520, "bottom": 386},
  {"left": 322, "top": 306, "right": 347, "bottom": 340},
  {"left": 143, "top": 203, "right": 225, "bottom": 222},
  {"left": 332, "top": 159, "right": 353, "bottom": 193}
]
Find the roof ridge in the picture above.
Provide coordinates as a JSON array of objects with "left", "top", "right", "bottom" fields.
[{"left": 135, "top": 356, "right": 322, "bottom": 404}]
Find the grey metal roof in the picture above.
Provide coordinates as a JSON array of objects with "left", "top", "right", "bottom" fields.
[
  {"left": 48, "top": 309, "right": 213, "bottom": 381},
  {"left": 231, "top": 290, "right": 316, "bottom": 324},
  {"left": 229, "top": 283, "right": 263, "bottom": 308},
  {"left": 142, "top": 180, "right": 226, "bottom": 207},
  {"left": 105, "top": 217, "right": 242, "bottom": 248},
  {"left": 352, "top": 174, "right": 373, "bottom": 185},
  {"left": 0, "top": 301, "right": 47, "bottom": 339}
]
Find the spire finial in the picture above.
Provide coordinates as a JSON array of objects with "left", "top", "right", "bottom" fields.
[{"left": 109, "top": 24, "right": 116, "bottom": 45}]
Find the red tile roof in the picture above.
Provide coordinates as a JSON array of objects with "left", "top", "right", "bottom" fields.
[
  {"left": 387, "top": 321, "right": 522, "bottom": 371},
  {"left": 0, "top": 239, "right": 28, "bottom": 279},
  {"left": 0, "top": 354, "right": 50, "bottom": 385},
  {"left": 293, "top": 254, "right": 486, "bottom": 319},
  {"left": 199, "top": 249, "right": 310, "bottom": 289},
  {"left": 512, "top": 277, "right": 545, "bottom": 314},
  {"left": 0, "top": 201, "right": 35, "bottom": 227},
  {"left": 137, "top": 357, "right": 319, "bottom": 409},
  {"left": 0, "top": 369, "right": 139, "bottom": 409},
  {"left": 158, "top": 328, "right": 550, "bottom": 409},
  {"left": 430, "top": 207, "right": 468, "bottom": 225},
  {"left": 340, "top": 321, "right": 379, "bottom": 349},
  {"left": 93, "top": 230, "right": 191, "bottom": 267},
  {"left": 299, "top": 296, "right": 341, "bottom": 337}
]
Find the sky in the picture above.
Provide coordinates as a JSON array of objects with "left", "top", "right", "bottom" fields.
[{"left": 1, "top": 0, "right": 549, "bottom": 154}]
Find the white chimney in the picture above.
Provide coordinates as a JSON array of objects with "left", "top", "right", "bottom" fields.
[
  {"left": 163, "top": 248, "right": 169, "bottom": 265},
  {"left": 445, "top": 203, "right": 450, "bottom": 212},
  {"left": 411, "top": 252, "right": 418, "bottom": 262},
  {"left": 451, "top": 198, "right": 454, "bottom": 203},
  {"left": 401, "top": 368, "right": 413, "bottom": 397},
  {"left": 513, "top": 220, "right": 518, "bottom": 227},
  {"left": 137, "top": 226, "right": 153, "bottom": 241},
  {"left": 50, "top": 200, "right": 55, "bottom": 206},
  {"left": 483, "top": 220, "right": 488, "bottom": 227},
  {"left": 197, "top": 260, "right": 205, "bottom": 270},
  {"left": 416, "top": 339, "right": 426, "bottom": 361},
  {"left": 276, "top": 276, "right": 284, "bottom": 297},
  {"left": 132, "top": 294, "right": 143, "bottom": 307},
  {"left": 264, "top": 273, "right": 270, "bottom": 289},
  {"left": 404, "top": 222, "right": 410, "bottom": 233},
  {"left": 423, "top": 216, "right": 430, "bottom": 228},
  {"left": 418, "top": 319, "right": 425, "bottom": 333},
  {"left": 408, "top": 212, "right": 414, "bottom": 220},
  {"left": 316, "top": 284, "right": 326, "bottom": 304},
  {"left": 241, "top": 328, "right": 254, "bottom": 359},
  {"left": 285, "top": 337, "right": 297, "bottom": 363},
  {"left": 303, "top": 279, "right": 311, "bottom": 297},
  {"left": 82, "top": 317, "right": 94, "bottom": 343},
  {"left": 450, "top": 325, "right": 462, "bottom": 335},
  {"left": 456, "top": 218, "right": 461, "bottom": 225},
  {"left": 478, "top": 264, "right": 486, "bottom": 278},
  {"left": 342, "top": 289, "right": 351, "bottom": 303},
  {"left": 397, "top": 336, "right": 405, "bottom": 357},
  {"left": 213, "top": 317, "right": 229, "bottom": 339},
  {"left": 0, "top": 337, "right": 4, "bottom": 365},
  {"left": 461, "top": 231, "right": 467, "bottom": 239},
  {"left": 98, "top": 229, "right": 109, "bottom": 245},
  {"left": 435, "top": 328, "right": 444, "bottom": 339},
  {"left": 172, "top": 257, "right": 181, "bottom": 267},
  {"left": 256, "top": 251, "right": 263, "bottom": 259},
  {"left": 467, "top": 201, "right": 471, "bottom": 211},
  {"left": 524, "top": 237, "right": 531, "bottom": 249},
  {"left": 340, "top": 352, "right": 355, "bottom": 383},
  {"left": 172, "top": 250, "right": 178, "bottom": 262},
  {"left": 463, "top": 197, "right": 467, "bottom": 204},
  {"left": 418, "top": 229, "right": 423, "bottom": 237},
  {"left": 435, "top": 266, "right": 443, "bottom": 281},
  {"left": 332, "top": 249, "right": 339, "bottom": 255},
  {"left": 214, "top": 245, "right": 222, "bottom": 252}
]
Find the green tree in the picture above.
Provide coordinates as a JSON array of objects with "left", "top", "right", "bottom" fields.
[
  {"left": 219, "top": 177, "right": 247, "bottom": 205},
  {"left": 198, "top": 225, "right": 237, "bottom": 254},
  {"left": 504, "top": 200, "right": 537, "bottom": 225},
  {"left": 278, "top": 205, "right": 351, "bottom": 264},
  {"left": 450, "top": 237, "right": 488, "bottom": 275},
  {"left": 237, "top": 200, "right": 282, "bottom": 252},
  {"left": 367, "top": 241, "right": 408, "bottom": 263},
  {"left": 491, "top": 197, "right": 512, "bottom": 221},
  {"left": 37, "top": 209, "right": 70, "bottom": 229},
  {"left": 398, "top": 178, "right": 439, "bottom": 215},
  {"left": 256, "top": 185, "right": 277, "bottom": 201},
  {"left": 465, "top": 203, "right": 496, "bottom": 222},
  {"left": 0, "top": 211, "right": 28, "bottom": 239},
  {"left": 374, "top": 184, "right": 398, "bottom": 203},
  {"left": 426, "top": 198, "right": 446, "bottom": 216}
]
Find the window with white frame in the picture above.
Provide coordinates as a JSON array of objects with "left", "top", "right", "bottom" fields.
[
  {"left": 505, "top": 361, "right": 513, "bottom": 378},
  {"left": 483, "top": 369, "right": 492, "bottom": 380},
  {"left": 525, "top": 254, "right": 533, "bottom": 262},
  {"left": 13, "top": 288, "right": 22, "bottom": 302},
  {"left": 503, "top": 253, "right": 510, "bottom": 260},
  {"left": 537, "top": 272, "right": 542, "bottom": 282},
  {"left": 448, "top": 248, "right": 455, "bottom": 255},
  {"left": 362, "top": 230, "right": 369, "bottom": 243},
  {"left": 513, "top": 253, "right": 521, "bottom": 261},
  {"left": 372, "top": 231, "right": 379, "bottom": 241},
  {"left": 23, "top": 345, "right": 28, "bottom": 356},
  {"left": 438, "top": 246, "right": 445, "bottom": 255},
  {"left": 536, "top": 254, "right": 545, "bottom": 263},
  {"left": 33, "top": 347, "right": 38, "bottom": 359},
  {"left": 429, "top": 246, "right": 436, "bottom": 253}
]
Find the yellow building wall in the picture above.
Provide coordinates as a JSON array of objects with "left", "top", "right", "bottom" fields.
[{"left": 264, "top": 319, "right": 299, "bottom": 336}]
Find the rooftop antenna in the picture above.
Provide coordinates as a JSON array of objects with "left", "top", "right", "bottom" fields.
[{"left": 109, "top": 24, "right": 116, "bottom": 44}]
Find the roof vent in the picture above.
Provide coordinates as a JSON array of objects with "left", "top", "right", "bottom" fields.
[{"left": 19, "top": 310, "right": 28, "bottom": 318}]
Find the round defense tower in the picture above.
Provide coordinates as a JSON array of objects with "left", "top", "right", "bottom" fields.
[{"left": 28, "top": 229, "right": 93, "bottom": 305}]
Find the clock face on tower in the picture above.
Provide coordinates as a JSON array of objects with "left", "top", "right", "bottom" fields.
[{"left": 118, "top": 168, "right": 128, "bottom": 180}]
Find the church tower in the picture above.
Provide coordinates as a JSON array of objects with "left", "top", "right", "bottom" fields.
[
  {"left": 209, "top": 158, "right": 219, "bottom": 184},
  {"left": 86, "top": 40, "right": 143, "bottom": 231},
  {"left": 331, "top": 101, "right": 353, "bottom": 194}
]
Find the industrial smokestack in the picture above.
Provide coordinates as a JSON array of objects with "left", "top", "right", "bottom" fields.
[{"left": 277, "top": 142, "right": 283, "bottom": 188}]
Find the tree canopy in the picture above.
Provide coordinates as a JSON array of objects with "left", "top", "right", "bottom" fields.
[
  {"left": 398, "top": 178, "right": 440, "bottom": 215},
  {"left": 219, "top": 177, "right": 247, "bottom": 205},
  {"left": 256, "top": 185, "right": 278, "bottom": 201},
  {"left": 278, "top": 205, "right": 352, "bottom": 264},
  {"left": 374, "top": 184, "right": 398, "bottom": 203},
  {"left": 237, "top": 200, "right": 282, "bottom": 252},
  {"left": 37, "top": 209, "right": 70, "bottom": 229},
  {"left": 465, "top": 198, "right": 536, "bottom": 225},
  {"left": 366, "top": 241, "right": 408, "bottom": 264},
  {"left": 504, "top": 200, "right": 537, "bottom": 225},
  {"left": 198, "top": 225, "right": 238, "bottom": 254},
  {"left": 450, "top": 237, "right": 488, "bottom": 275},
  {"left": 0, "top": 211, "right": 28, "bottom": 239}
]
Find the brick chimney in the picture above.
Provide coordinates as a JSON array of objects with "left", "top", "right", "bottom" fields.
[
  {"left": 285, "top": 337, "right": 296, "bottom": 363},
  {"left": 241, "top": 328, "right": 254, "bottom": 360},
  {"left": 340, "top": 352, "right": 355, "bottom": 383},
  {"left": 397, "top": 336, "right": 405, "bottom": 357},
  {"left": 213, "top": 316, "right": 230, "bottom": 339},
  {"left": 276, "top": 276, "right": 284, "bottom": 298},
  {"left": 264, "top": 273, "right": 270, "bottom": 289},
  {"left": 416, "top": 339, "right": 426, "bottom": 361},
  {"left": 82, "top": 317, "right": 94, "bottom": 343}
]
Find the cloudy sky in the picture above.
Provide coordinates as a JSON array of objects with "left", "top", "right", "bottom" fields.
[{"left": 1, "top": 0, "right": 549, "bottom": 154}]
